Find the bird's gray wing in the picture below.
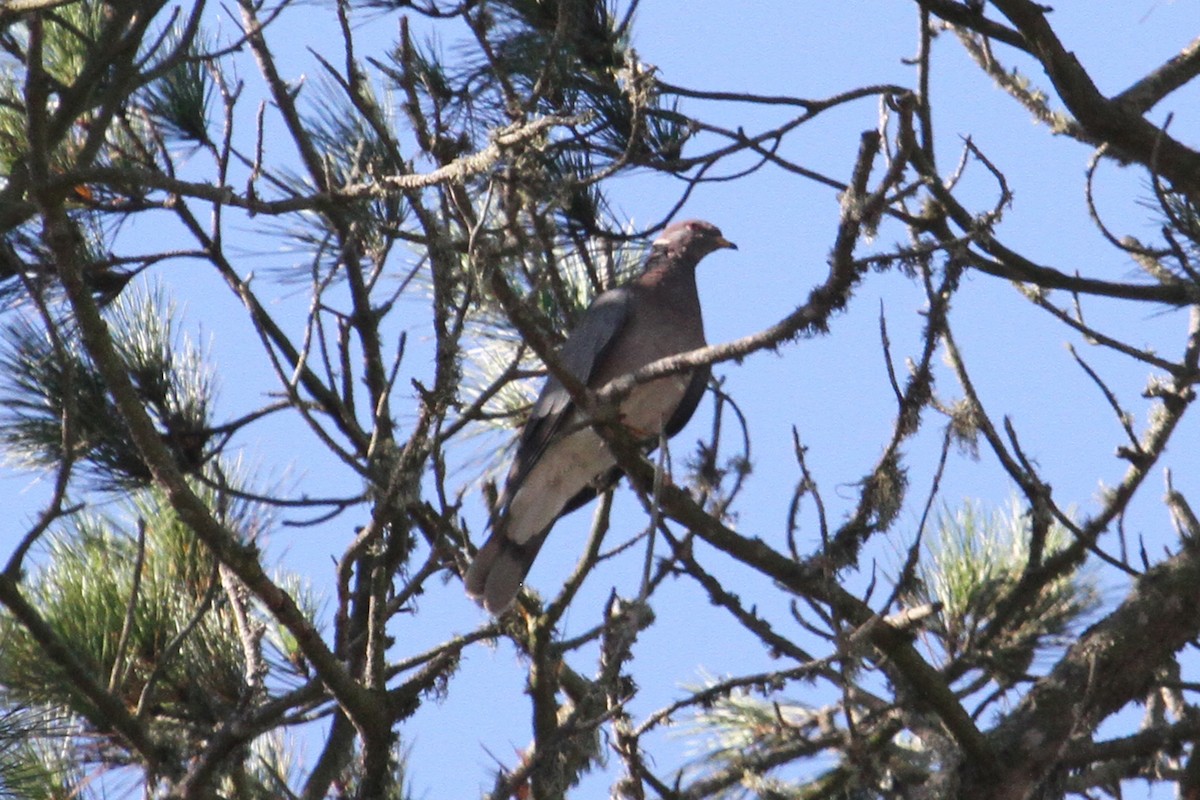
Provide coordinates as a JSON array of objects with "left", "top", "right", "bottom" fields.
[
  {"left": 505, "top": 286, "right": 631, "bottom": 492},
  {"left": 664, "top": 364, "right": 711, "bottom": 438},
  {"left": 555, "top": 363, "right": 710, "bottom": 519}
]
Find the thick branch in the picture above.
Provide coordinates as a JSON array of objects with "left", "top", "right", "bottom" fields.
[
  {"left": 961, "top": 541, "right": 1200, "bottom": 799},
  {"left": 990, "top": 0, "right": 1200, "bottom": 200},
  {"left": 915, "top": 0, "right": 1030, "bottom": 50},
  {"left": 1114, "top": 34, "right": 1200, "bottom": 114}
]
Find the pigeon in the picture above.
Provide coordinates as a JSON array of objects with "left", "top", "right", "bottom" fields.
[{"left": 465, "top": 220, "right": 736, "bottom": 613}]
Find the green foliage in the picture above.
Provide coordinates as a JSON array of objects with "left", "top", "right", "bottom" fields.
[
  {"left": 682, "top": 681, "right": 817, "bottom": 759},
  {"left": 467, "top": 0, "right": 625, "bottom": 108},
  {"left": 0, "top": 283, "right": 214, "bottom": 489},
  {"left": 0, "top": 2, "right": 107, "bottom": 176},
  {"left": 0, "top": 708, "right": 83, "bottom": 800},
  {"left": 0, "top": 73, "right": 24, "bottom": 180},
  {"left": 34, "top": 2, "right": 110, "bottom": 89},
  {"left": 270, "top": 77, "right": 410, "bottom": 279},
  {"left": 381, "top": 0, "right": 688, "bottom": 232},
  {"left": 1, "top": 498, "right": 232, "bottom": 719},
  {"left": 908, "top": 499, "right": 1099, "bottom": 684},
  {"left": 472, "top": 0, "right": 691, "bottom": 164},
  {"left": 139, "top": 29, "right": 214, "bottom": 146},
  {"left": 1157, "top": 190, "right": 1200, "bottom": 272},
  {"left": 0, "top": 480, "right": 309, "bottom": 789}
]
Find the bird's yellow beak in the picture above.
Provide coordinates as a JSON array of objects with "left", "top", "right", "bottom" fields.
[{"left": 715, "top": 236, "right": 738, "bottom": 251}]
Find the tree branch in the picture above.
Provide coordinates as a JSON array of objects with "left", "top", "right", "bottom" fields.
[{"left": 990, "top": 0, "right": 1200, "bottom": 200}]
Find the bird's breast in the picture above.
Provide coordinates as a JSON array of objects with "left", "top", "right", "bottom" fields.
[{"left": 619, "top": 374, "right": 693, "bottom": 436}]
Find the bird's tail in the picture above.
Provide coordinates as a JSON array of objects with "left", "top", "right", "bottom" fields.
[{"left": 464, "top": 531, "right": 543, "bottom": 614}]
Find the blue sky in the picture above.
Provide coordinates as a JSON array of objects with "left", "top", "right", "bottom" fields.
[{"left": 4, "top": 1, "right": 1200, "bottom": 797}]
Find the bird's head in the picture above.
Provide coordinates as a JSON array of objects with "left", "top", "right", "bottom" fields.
[{"left": 651, "top": 220, "right": 737, "bottom": 260}]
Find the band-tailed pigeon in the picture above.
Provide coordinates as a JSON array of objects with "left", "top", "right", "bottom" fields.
[{"left": 465, "top": 220, "right": 736, "bottom": 613}]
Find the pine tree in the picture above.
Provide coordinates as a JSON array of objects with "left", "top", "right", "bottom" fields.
[{"left": 2, "top": 2, "right": 1200, "bottom": 798}]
